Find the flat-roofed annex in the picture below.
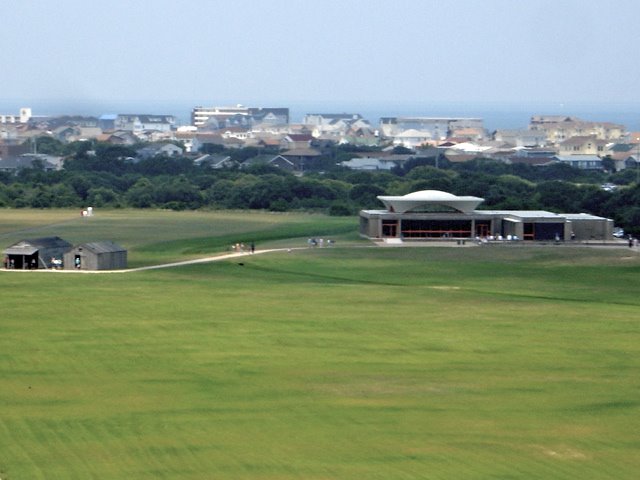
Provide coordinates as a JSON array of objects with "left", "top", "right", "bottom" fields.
[{"left": 377, "top": 190, "right": 484, "bottom": 214}]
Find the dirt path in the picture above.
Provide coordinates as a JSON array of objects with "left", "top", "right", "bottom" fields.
[
  {"left": 2, "top": 248, "right": 303, "bottom": 274},
  {"left": 3, "top": 241, "right": 636, "bottom": 274}
]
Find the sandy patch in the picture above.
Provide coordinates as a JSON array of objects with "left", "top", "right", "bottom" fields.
[{"left": 538, "top": 445, "right": 588, "bottom": 460}]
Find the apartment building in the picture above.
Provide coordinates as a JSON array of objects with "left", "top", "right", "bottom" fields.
[
  {"left": 529, "top": 116, "right": 624, "bottom": 143},
  {"left": 191, "top": 105, "right": 289, "bottom": 129}
]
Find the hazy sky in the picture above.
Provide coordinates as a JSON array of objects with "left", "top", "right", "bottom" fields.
[{"left": 1, "top": 0, "right": 640, "bottom": 113}]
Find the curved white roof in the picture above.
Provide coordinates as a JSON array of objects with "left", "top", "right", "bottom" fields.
[
  {"left": 377, "top": 190, "right": 484, "bottom": 214},
  {"left": 403, "top": 190, "right": 458, "bottom": 200}
]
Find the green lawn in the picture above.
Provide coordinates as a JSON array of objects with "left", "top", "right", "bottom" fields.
[
  {"left": 0, "top": 208, "right": 357, "bottom": 267},
  {"left": 1, "top": 210, "right": 640, "bottom": 479}
]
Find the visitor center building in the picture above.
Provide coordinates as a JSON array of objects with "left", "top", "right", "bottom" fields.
[{"left": 359, "top": 190, "right": 613, "bottom": 242}]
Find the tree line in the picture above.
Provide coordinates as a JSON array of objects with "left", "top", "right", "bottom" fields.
[{"left": 2, "top": 138, "right": 640, "bottom": 234}]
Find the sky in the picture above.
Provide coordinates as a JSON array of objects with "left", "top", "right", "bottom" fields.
[{"left": 1, "top": 0, "right": 640, "bottom": 122}]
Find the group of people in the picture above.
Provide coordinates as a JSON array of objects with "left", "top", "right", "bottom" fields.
[
  {"left": 475, "top": 234, "right": 520, "bottom": 244},
  {"left": 3, "top": 256, "right": 66, "bottom": 269},
  {"left": 232, "top": 242, "right": 255, "bottom": 253},
  {"left": 307, "top": 238, "right": 334, "bottom": 247},
  {"left": 3, "top": 257, "right": 36, "bottom": 269}
]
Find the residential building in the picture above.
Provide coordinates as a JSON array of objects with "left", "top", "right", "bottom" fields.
[
  {"left": 380, "top": 117, "right": 484, "bottom": 141},
  {"left": 529, "top": 115, "right": 580, "bottom": 126},
  {"left": 392, "top": 129, "right": 434, "bottom": 149},
  {"left": 0, "top": 139, "right": 30, "bottom": 158},
  {"left": 554, "top": 155, "right": 603, "bottom": 170},
  {"left": 514, "top": 147, "right": 558, "bottom": 158},
  {"left": 96, "top": 131, "right": 138, "bottom": 145},
  {"left": 609, "top": 153, "right": 638, "bottom": 171},
  {"left": 114, "top": 114, "right": 176, "bottom": 133},
  {"left": 302, "top": 113, "right": 370, "bottom": 138},
  {"left": 52, "top": 125, "right": 102, "bottom": 143},
  {"left": 136, "top": 143, "right": 183, "bottom": 160},
  {"left": 339, "top": 155, "right": 409, "bottom": 171},
  {"left": 280, "top": 148, "right": 322, "bottom": 172},
  {"left": 99, "top": 114, "right": 118, "bottom": 131},
  {"left": 558, "top": 135, "right": 608, "bottom": 156},
  {"left": 0, "top": 108, "right": 32, "bottom": 124},
  {"left": 221, "top": 127, "right": 254, "bottom": 141},
  {"left": 191, "top": 105, "right": 289, "bottom": 129},
  {"left": 0, "top": 153, "right": 63, "bottom": 173},
  {"left": 303, "top": 113, "right": 363, "bottom": 126},
  {"left": 193, "top": 154, "right": 235, "bottom": 169},
  {"left": 280, "top": 134, "right": 313, "bottom": 150},
  {"left": 493, "top": 128, "right": 547, "bottom": 147},
  {"left": 529, "top": 116, "right": 624, "bottom": 142},
  {"left": 242, "top": 154, "right": 297, "bottom": 173}
]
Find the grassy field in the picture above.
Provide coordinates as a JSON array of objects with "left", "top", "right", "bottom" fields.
[
  {"left": 1, "top": 210, "right": 640, "bottom": 479},
  {"left": 0, "top": 209, "right": 357, "bottom": 267}
]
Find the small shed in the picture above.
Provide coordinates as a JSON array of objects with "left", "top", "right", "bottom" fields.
[
  {"left": 3, "top": 236, "right": 72, "bottom": 269},
  {"left": 64, "top": 241, "right": 127, "bottom": 271}
]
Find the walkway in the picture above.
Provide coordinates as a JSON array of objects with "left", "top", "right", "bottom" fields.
[{"left": 2, "top": 248, "right": 302, "bottom": 274}]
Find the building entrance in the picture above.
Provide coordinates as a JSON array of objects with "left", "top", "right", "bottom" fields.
[
  {"left": 381, "top": 220, "right": 398, "bottom": 237},
  {"left": 475, "top": 222, "right": 490, "bottom": 238}
]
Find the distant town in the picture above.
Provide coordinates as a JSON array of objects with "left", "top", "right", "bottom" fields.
[{"left": 1, "top": 104, "right": 639, "bottom": 174}]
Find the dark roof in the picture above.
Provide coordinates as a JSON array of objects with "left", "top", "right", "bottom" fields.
[
  {"left": 507, "top": 156, "right": 556, "bottom": 166},
  {"left": 4, "top": 245, "right": 38, "bottom": 255},
  {"left": 76, "top": 241, "right": 126, "bottom": 254},
  {"left": 4, "top": 236, "right": 72, "bottom": 254},
  {"left": 285, "top": 134, "right": 314, "bottom": 142},
  {"left": 281, "top": 148, "right": 322, "bottom": 157},
  {"left": 118, "top": 114, "right": 175, "bottom": 124},
  {"left": 0, "top": 154, "right": 60, "bottom": 171},
  {"left": 24, "top": 236, "right": 71, "bottom": 249},
  {"left": 248, "top": 107, "right": 289, "bottom": 114},
  {"left": 194, "top": 154, "right": 232, "bottom": 166},
  {"left": 242, "top": 154, "right": 284, "bottom": 166},
  {"left": 609, "top": 143, "right": 635, "bottom": 153},
  {"left": 307, "top": 113, "right": 362, "bottom": 120}
]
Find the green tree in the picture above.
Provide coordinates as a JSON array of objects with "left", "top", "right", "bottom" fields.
[
  {"left": 50, "top": 184, "right": 81, "bottom": 207},
  {"left": 154, "top": 176, "right": 202, "bottom": 209},
  {"left": 406, "top": 166, "right": 457, "bottom": 191},
  {"left": 33, "top": 136, "right": 65, "bottom": 155},
  {"left": 534, "top": 181, "right": 582, "bottom": 212},
  {"left": 87, "top": 187, "right": 120, "bottom": 207},
  {"left": 205, "top": 179, "right": 235, "bottom": 207},
  {"left": 125, "top": 178, "right": 156, "bottom": 208},
  {"left": 484, "top": 175, "right": 536, "bottom": 209},
  {"left": 348, "top": 183, "right": 386, "bottom": 209}
]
